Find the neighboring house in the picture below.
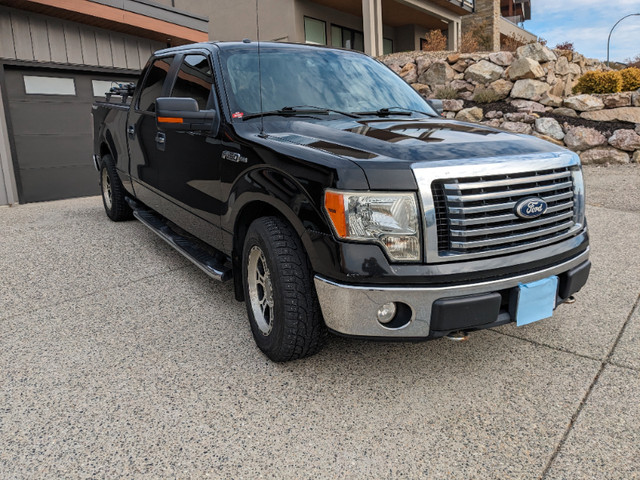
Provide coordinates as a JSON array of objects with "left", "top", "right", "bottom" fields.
[
  {"left": 462, "top": 0, "right": 537, "bottom": 51},
  {"left": 151, "top": 0, "right": 476, "bottom": 60},
  {"left": 0, "top": 0, "right": 207, "bottom": 205}
]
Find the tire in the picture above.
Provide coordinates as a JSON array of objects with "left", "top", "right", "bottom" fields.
[
  {"left": 242, "top": 216, "right": 326, "bottom": 362},
  {"left": 100, "top": 154, "right": 133, "bottom": 221}
]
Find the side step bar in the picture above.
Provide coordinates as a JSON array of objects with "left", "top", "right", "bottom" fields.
[{"left": 129, "top": 203, "right": 232, "bottom": 282}]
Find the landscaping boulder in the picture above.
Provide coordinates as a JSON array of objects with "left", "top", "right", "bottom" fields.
[
  {"left": 442, "top": 99, "right": 464, "bottom": 112},
  {"left": 634, "top": 151, "right": 640, "bottom": 163},
  {"left": 398, "top": 63, "right": 417, "bottom": 84},
  {"left": 563, "top": 94, "right": 604, "bottom": 112},
  {"left": 455, "top": 107, "right": 484, "bottom": 123},
  {"left": 636, "top": 124, "right": 640, "bottom": 135},
  {"left": 482, "top": 119, "right": 503, "bottom": 128},
  {"left": 510, "top": 79, "right": 549, "bottom": 100},
  {"left": 489, "top": 79, "right": 513, "bottom": 99},
  {"left": 488, "top": 51, "right": 514, "bottom": 66},
  {"left": 632, "top": 90, "right": 640, "bottom": 107},
  {"left": 535, "top": 117, "right": 565, "bottom": 140},
  {"left": 418, "top": 61, "right": 455, "bottom": 86},
  {"left": 516, "top": 43, "right": 557, "bottom": 63},
  {"left": 508, "top": 57, "right": 544, "bottom": 80},
  {"left": 501, "top": 121, "right": 533, "bottom": 134},
  {"left": 579, "top": 147, "right": 630, "bottom": 165},
  {"left": 447, "top": 52, "right": 461, "bottom": 64},
  {"left": 511, "top": 99, "right": 546, "bottom": 113},
  {"left": 555, "top": 56, "right": 571, "bottom": 76},
  {"left": 539, "top": 92, "right": 563, "bottom": 107},
  {"left": 603, "top": 93, "right": 631, "bottom": 108},
  {"left": 411, "top": 83, "right": 431, "bottom": 96},
  {"left": 416, "top": 56, "right": 433, "bottom": 75},
  {"left": 450, "top": 79, "right": 475, "bottom": 92},
  {"left": 580, "top": 107, "right": 640, "bottom": 124},
  {"left": 464, "top": 60, "right": 504, "bottom": 84},
  {"left": 608, "top": 129, "right": 640, "bottom": 151},
  {"left": 553, "top": 107, "right": 578, "bottom": 118},
  {"left": 564, "top": 127, "right": 607, "bottom": 151},
  {"left": 504, "top": 112, "right": 537, "bottom": 123},
  {"left": 486, "top": 110, "right": 503, "bottom": 119}
]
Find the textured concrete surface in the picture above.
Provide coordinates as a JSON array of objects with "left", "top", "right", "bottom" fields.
[{"left": 1, "top": 165, "right": 639, "bottom": 478}]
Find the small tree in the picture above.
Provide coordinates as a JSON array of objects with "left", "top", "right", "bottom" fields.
[
  {"left": 624, "top": 54, "right": 640, "bottom": 69},
  {"left": 422, "top": 29, "right": 447, "bottom": 51},
  {"left": 555, "top": 41, "right": 575, "bottom": 51}
]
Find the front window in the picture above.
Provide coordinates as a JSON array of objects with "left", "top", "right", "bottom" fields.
[{"left": 219, "top": 45, "right": 435, "bottom": 117}]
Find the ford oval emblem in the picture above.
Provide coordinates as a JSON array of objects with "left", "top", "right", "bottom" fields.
[{"left": 515, "top": 197, "right": 548, "bottom": 219}]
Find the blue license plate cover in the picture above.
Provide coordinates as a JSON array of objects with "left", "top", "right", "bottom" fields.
[{"left": 515, "top": 276, "right": 559, "bottom": 327}]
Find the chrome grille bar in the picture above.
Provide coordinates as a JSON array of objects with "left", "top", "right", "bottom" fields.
[
  {"left": 449, "top": 201, "right": 574, "bottom": 226},
  {"left": 448, "top": 191, "right": 574, "bottom": 215},
  {"left": 450, "top": 220, "right": 575, "bottom": 249},
  {"left": 445, "top": 180, "right": 573, "bottom": 203},
  {"left": 443, "top": 170, "right": 571, "bottom": 191}
]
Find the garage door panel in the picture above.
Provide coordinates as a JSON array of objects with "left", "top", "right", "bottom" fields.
[
  {"left": 13, "top": 134, "right": 92, "bottom": 169},
  {"left": 5, "top": 68, "right": 137, "bottom": 203},
  {"left": 19, "top": 165, "right": 98, "bottom": 203},
  {"left": 9, "top": 102, "right": 93, "bottom": 135}
]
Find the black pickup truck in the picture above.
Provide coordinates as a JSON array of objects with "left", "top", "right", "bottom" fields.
[{"left": 92, "top": 41, "right": 590, "bottom": 361}]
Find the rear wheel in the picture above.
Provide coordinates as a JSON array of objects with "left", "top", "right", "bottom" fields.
[
  {"left": 242, "top": 216, "right": 326, "bottom": 361},
  {"left": 100, "top": 154, "right": 132, "bottom": 221}
]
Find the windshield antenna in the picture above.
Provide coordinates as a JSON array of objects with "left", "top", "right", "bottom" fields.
[{"left": 255, "top": 0, "right": 266, "bottom": 138}]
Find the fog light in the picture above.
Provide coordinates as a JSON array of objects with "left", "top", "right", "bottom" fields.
[{"left": 377, "top": 302, "right": 397, "bottom": 324}]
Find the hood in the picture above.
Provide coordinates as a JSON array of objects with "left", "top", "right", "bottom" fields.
[{"left": 241, "top": 116, "right": 565, "bottom": 189}]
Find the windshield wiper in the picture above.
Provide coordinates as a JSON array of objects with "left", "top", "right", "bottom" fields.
[
  {"left": 243, "top": 106, "right": 359, "bottom": 121},
  {"left": 354, "top": 107, "right": 436, "bottom": 117}
]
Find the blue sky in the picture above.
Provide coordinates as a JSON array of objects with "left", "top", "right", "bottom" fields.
[{"left": 523, "top": 0, "right": 640, "bottom": 62}]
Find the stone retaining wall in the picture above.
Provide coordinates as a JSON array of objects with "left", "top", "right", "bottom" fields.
[{"left": 380, "top": 43, "right": 640, "bottom": 164}]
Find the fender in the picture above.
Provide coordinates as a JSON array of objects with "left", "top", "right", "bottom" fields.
[{"left": 222, "top": 164, "right": 332, "bottom": 269}]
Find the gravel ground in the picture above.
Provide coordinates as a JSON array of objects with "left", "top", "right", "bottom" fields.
[{"left": 0, "top": 165, "right": 638, "bottom": 479}]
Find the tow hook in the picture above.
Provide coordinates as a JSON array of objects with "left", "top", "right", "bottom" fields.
[
  {"left": 445, "top": 331, "right": 470, "bottom": 342},
  {"left": 565, "top": 295, "right": 577, "bottom": 304}
]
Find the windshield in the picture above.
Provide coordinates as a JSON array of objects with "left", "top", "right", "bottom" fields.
[{"left": 218, "top": 45, "right": 435, "bottom": 118}]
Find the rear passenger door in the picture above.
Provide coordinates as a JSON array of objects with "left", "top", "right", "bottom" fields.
[{"left": 127, "top": 55, "right": 175, "bottom": 210}]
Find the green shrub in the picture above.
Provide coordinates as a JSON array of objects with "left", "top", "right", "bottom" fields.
[
  {"left": 620, "top": 67, "right": 640, "bottom": 91},
  {"left": 572, "top": 71, "right": 623, "bottom": 94},
  {"left": 434, "top": 86, "right": 459, "bottom": 99},
  {"left": 472, "top": 88, "right": 502, "bottom": 103}
]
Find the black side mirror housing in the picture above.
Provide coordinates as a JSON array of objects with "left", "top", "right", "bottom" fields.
[
  {"left": 156, "top": 97, "right": 217, "bottom": 132},
  {"left": 427, "top": 99, "right": 444, "bottom": 116}
]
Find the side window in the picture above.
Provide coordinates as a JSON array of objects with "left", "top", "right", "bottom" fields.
[
  {"left": 137, "top": 56, "right": 174, "bottom": 112},
  {"left": 171, "top": 54, "right": 213, "bottom": 110}
]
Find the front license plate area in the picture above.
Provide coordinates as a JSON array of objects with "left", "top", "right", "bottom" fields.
[{"left": 515, "top": 276, "right": 559, "bottom": 327}]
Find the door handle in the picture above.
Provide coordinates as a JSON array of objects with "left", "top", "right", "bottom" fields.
[
  {"left": 127, "top": 125, "right": 135, "bottom": 136},
  {"left": 155, "top": 132, "right": 166, "bottom": 144}
]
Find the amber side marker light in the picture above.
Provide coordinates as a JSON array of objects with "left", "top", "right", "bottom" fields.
[
  {"left": 324, "top": 191, "right": 347, "bottom": 237},
  {"left": 158, "top": 117, "right": 183, "bottom": 123}
]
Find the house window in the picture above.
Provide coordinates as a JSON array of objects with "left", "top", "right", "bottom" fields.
[
  {"left": 23, "top": 76, "right": 76, "bottom": 95},
  {"left": 304, "top": 17, "right": 326, "bottom": 45},
  {"left": 330, "top": 25, "right": 364, "bottom": 52},
  {"left": 383, "top": 38, "right": 393, "bottom": 55}
]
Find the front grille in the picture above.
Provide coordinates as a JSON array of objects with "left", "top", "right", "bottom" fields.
[{"left": 432, "top": 167, "right": 578, "bottom": 259}]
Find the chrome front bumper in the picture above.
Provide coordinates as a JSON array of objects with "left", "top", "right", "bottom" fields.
[{"left": 314, "top": 248, "right": 589, "bottom": 338}]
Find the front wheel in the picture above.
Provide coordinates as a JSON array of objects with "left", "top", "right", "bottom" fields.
[{"left": 242, "top": 216, "right": 326, "bottom": 361}]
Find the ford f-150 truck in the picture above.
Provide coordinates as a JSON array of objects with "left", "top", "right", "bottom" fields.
[{"left": 92, "top": 41, "right": 590, "bottom": 362}]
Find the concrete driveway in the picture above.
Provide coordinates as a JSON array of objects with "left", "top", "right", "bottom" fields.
[{"left": 1, "top": 166, "right": 639, "bottom": 479}]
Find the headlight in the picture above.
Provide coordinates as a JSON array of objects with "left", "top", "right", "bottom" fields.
[{"left": 324, "top": 190, "right": 421, "bottom": 262}]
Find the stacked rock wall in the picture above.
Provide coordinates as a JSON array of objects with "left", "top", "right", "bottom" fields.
[{"left": 381, "top": 43, "right": 640, "bottom": 164}]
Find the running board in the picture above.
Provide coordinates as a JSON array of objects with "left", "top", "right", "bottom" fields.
[{"left": 132, "top": 207, "right": 232, "bottom": 282}]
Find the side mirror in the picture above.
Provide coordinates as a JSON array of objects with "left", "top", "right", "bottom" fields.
[
  {"left": 427, "top": 99, "right": 444, "bottom": 116},
  {"left": 156, "top": 97, "right": 216, "bottom": 132}
]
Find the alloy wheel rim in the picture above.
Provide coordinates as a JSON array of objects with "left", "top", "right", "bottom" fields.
[
  {"left": 102, "top": 168, "right": 113, "bottom": 210},
  {"left": 247, "top": 245, "right": 274, "bottom": 335}
]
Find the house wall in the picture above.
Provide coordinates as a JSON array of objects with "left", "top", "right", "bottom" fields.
[
  {"left": 461, "top": 0, "right": 500, "bottom": 51},
  {"left": 0, "top": 7, "right": 164, "bottom": 70}
]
